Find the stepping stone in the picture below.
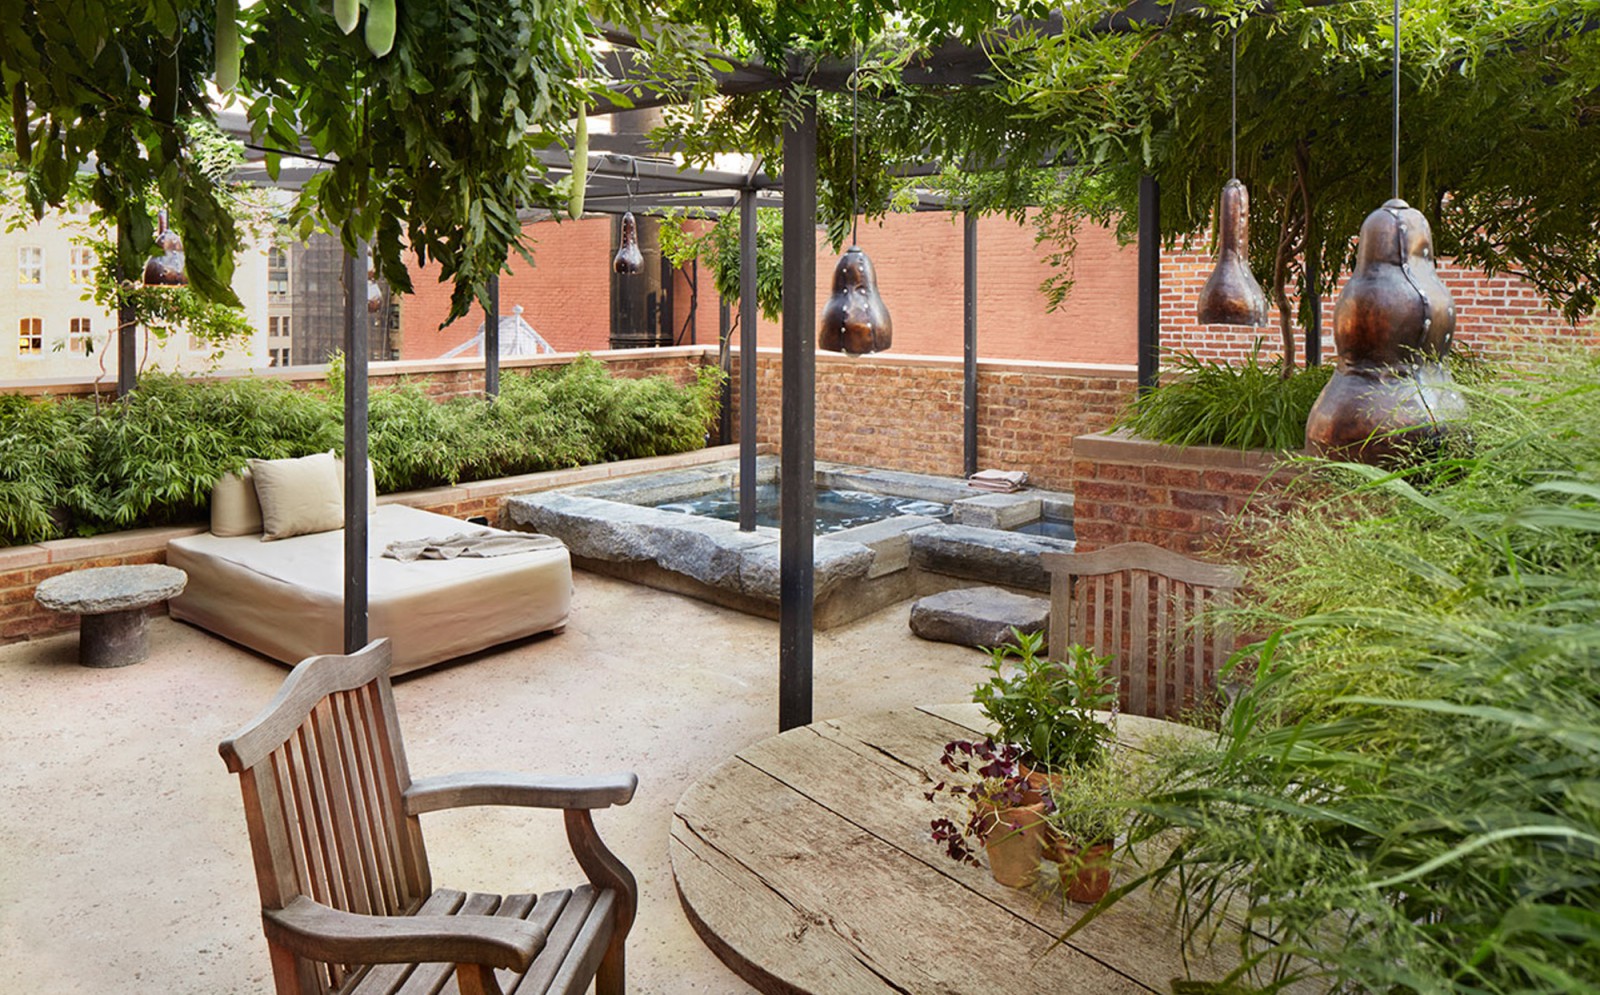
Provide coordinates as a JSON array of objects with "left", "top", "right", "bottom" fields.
[
  {"left": 35, "top": 564, "right": 187, "bottom": 668},
  {"left": 909, "top": 585, "right": 1049, "bottom": 651}
]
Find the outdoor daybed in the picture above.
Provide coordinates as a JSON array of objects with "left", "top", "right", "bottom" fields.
[{"left": 168, "top": 453, "right": 571, "bottom": 675}]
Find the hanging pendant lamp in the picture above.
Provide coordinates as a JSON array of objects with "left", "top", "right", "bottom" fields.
[
  {"left": 1196, "top": 30, "right": 1269, "bottom": 327},
  {"left": 820, "top": 49, "right": 892, "bottom": 355},
  {"left": 142, "top": 210, "right": 187, "bottom": 287},
  {"left": 613, "top": 160, "right": 644, "bottom": 275},
  {"left": 1305, "top": 0, "right": 1463, "bottom": 464}
]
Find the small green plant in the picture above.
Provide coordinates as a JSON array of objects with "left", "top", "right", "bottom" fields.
[
  {"left": 973, "top": 629, "right": 1117, "bottom": 772},
  {"left": 1047, "top": 755, "right": 1145, "bottom": 849}
]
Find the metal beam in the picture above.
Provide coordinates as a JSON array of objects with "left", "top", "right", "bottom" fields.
[
  {"left": 739, "top": 188, "right": 759, "bottom": 533},
  {"left": 963, "top": 210, "right": 979, "bottom": 478},
  {"left": 343, "top": 242, "right": 371, "bottom": 653},
  {"left": 1137, "top": 175, "right": 1161, "bottom": 393},
  {"left": 485, "top": 273, "right": 501, "bottom": 397},
  {"left": 778, "top": 96, "right": 817, "bottom": 732}
]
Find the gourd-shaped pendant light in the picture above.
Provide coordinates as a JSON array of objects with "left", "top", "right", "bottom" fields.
[
  {"left": 613, "top": 159, "right": 644, "bottom": 274},
  {"left": 1196, "top": 30, "right": 1269, "bottom": 326},
  {"left": 820, "top": 50, "right": 892, "bottom": 355},
  {"left": 1305, "top": 0, "right": 1464, "bottom": 464},
  {"left": 142, "top": 210, "right": 187, "bottom": 286}
]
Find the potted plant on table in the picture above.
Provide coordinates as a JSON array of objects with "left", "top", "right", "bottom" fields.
[
  {"left": 927, "top": 738, "right": 1057, "bottom": 888},
  {"left": 973, "top": 629, "right": 1118, "bottom": 785},
  {"left": 927, "top": 634, "right": 1120, "bottom": 889},
  {"left": 1046, "top": 758, "right": 1133, "bottom": 904}
]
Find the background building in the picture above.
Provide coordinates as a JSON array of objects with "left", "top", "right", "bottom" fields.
[{"left": 0, "top": 211, "right": 267, "bottom": 383}]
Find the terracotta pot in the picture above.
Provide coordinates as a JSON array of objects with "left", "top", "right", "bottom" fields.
[
  {"left": 976, "top": 801, "right": 1049, "bottom": 888},
  {"left": 1016, "top": 757, "right": 1063, "bottom": 803},
  {"left": 1054, "top": 841, "right": 1114, "bottom": 904}
]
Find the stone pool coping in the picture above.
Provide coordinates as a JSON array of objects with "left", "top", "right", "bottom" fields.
[{"left": 505, "top": 458, "right": 1077, "bottom": 629}]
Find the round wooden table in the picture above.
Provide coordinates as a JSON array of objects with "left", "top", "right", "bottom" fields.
[{"left": 671, "top": 704, "right": 1236, "bottom": 995}]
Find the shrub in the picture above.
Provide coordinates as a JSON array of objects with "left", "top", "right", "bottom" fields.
[
  {"left": 0, "top": 357, "right": 722, "bottom": 545},
  {"left": 1114, "top": 347, "right": 1334, "bottom": 451},
  {"left": 1088, "top": 349, "right": 1600, "bottom": 994}
]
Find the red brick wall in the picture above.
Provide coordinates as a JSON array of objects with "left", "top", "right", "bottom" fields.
[
  {"left": 1069, "top": 430, "right": 1290, "bottom": 555},
  {"left": 740, "top": 211, "right": 1138, "bottom": 365},
  {"left": 728, "top": 350, "right": 1137, "bottom": 491},
  {"left": 1159, "top": 247, "right": 1598, "bottom": 366},
  {"left": 395, "top": 210, "right": 1596, "bottom": 373}
]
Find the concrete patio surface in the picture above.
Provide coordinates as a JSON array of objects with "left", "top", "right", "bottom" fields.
[{"left": 0, "top": 570, "right": 991, "bottom": 994}]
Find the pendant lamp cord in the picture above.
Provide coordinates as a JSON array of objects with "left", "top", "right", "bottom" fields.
[
  {"left": 628, "top": 158, "right": 638, "bottom": 214},
  {"left": 1229, "top": 28, "right": 1237, "bottom": 180},
  {"left": 1392, "top": 0, "right": 1401, "bottom": 200},
  {"left": 851, "top": 46, "right": 861, "bottom": 246}
]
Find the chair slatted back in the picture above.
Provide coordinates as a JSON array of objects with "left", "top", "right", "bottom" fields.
[
  {"left": 220, "top": 640, "right": 431, "bottom": 995},
  {"left": 1041, "top": 543, "right": 1244, "bottom": 718}
]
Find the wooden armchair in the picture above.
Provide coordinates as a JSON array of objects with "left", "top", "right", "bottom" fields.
[
  {"left": 1040, "top": 542, "right": 1244, "bottom": 718},
  {"left": 218, "top": 639, "right": 638, "bottom": 995}
]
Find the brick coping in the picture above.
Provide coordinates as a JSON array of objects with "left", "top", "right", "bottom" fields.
[
  {"left": 1074, "top": 429, "right": 1297, "bottom": 471},
  {"left": 0, "top": 443, "right": 765, "bottom": 572}
]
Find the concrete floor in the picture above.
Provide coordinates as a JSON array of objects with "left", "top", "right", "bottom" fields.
[{"left": 0, "top": 570, "right": 991, "bottom": 994}]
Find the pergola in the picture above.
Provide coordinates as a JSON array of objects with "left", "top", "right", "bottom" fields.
[{"left": 130, "top": 0, "right": 1334, "bottom": 732}]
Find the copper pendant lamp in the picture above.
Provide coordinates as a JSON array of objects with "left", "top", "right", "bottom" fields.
[
  {"left": 142, "top": 210, "right": 187, "bottom": 287},
  {"left": 1304, "top": 0, "right": 1464, "bottom": 464},
  {"left": 1195, "top": 31, "right": 1269, "bottom": 327},
  {"left": 613, "top": 159, "right": 644, "bottom": 275},
  {"left": 820, "top": 51, "right": 892, "bottom": 355}
]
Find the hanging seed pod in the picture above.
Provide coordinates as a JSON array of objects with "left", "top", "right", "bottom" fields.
[
  {"left": 142, "top": 211, "right": 187, "bottom": 286},
  {"left": 613, "top": 211, "right": 644, "bottom": 274},
  {"left": 1196, "top": 179, "right": 1270, "bottom": 326},
  {"left": 819, "top": 245, "right": 892, "bottom": 355},
  {"left": 1305, "top": 198, "right": 1464, "bottom": 464}
]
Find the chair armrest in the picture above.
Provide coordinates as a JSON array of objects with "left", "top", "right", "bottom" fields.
[
  {"left": 404, "top": 770, "right": 638, "bottom": 815},
  {"left": 263, "top": 895, "right": 543, "bottom": 971}
]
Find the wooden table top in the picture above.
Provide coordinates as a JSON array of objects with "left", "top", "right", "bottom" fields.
[{"left": 670, "top": 704, "right": 1241, "bottom": 995}]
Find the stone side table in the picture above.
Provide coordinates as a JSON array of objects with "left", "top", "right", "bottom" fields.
[{"left": 34, "top": 565, "right": 188, "bottom": 668}]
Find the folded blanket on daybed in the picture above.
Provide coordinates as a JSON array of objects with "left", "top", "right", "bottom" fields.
[{"left": 383, "top": 530, "right": 566, "bottom": 562}]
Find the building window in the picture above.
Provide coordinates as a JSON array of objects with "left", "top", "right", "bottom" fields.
[
  {"left": 69, "top": 247, "right": 95, "bottom": 285},
  {"left": 18, "top": 246, "right": 43, "bottom": 286},
  {"left": 267, "top": 247, "right": 290, "bottom": 299},
  {"left": 268, "top": 347, "right": 291, "bottom": 367},
  {"left": 18, "top": 317, "right": 43, "bottom": 356},
  {"left": 268, "top": 314, "right": 291, "bottom": 339},
  {"left": 68, "top": 317, "right": 93, "bottom": 355}
]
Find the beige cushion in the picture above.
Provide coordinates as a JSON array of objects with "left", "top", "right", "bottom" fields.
[
  {"left": 210, "top": 470, "right": 263, "bottom": 537},
  {"left": 248, "top": 451, "right": 344, "bottom": 540},
  {"left": 337, "top": 457, "right": 381, "bottom": 514}
]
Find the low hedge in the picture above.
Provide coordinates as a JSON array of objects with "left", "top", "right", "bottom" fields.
[{"left": 0, "top": 355, "right": 722, "bottom": 546}]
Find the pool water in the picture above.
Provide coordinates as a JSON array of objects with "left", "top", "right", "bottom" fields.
[
  {"left": 1010, "top": 517, "right": 1076, "bottom": 541},
  {"left": 655, "top": 483, "right": 950, "bottom": 535}
]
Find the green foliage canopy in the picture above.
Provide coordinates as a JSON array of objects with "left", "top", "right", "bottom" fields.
[
  {"left": 654, "top": 0, "right": 1600, "bottom": 348},
  {"left": 1, "top": 0, "right": 611, "bottom": 322}
]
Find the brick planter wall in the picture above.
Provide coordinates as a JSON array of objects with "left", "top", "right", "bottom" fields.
[
  {"left": 728, "top": 350, "right": 1137, "bottom": 491},
  {"left": 1069, "top": 430, "right": 1296, "bottom": 556}
]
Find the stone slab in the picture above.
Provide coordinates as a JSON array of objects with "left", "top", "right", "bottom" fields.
[
  {"left": 34, "top": 565, "right": 187, "bottom": 615},
  {"left": 950, "top": 493, "right": 1042, "bottom": 530},
  {"left": 909, "top": 585, "right": 1050, "bottom": 650},
  {"left": 909, "top": 524, "right": 1076, "bottom": 593}
]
